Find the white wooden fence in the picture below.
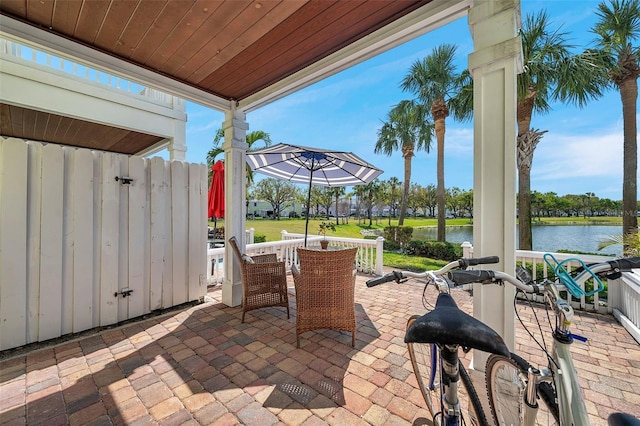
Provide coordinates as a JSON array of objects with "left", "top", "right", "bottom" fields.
[{"left": 0, "top": 138, "right": 207, "bottom": 351}]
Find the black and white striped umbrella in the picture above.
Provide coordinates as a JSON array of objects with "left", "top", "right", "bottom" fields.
[
  {"left": 246, "top": 143, "right": 383, "bottom": 187},
  {"left": 247, "top": 143, "right": 383, "bottom": 245}
]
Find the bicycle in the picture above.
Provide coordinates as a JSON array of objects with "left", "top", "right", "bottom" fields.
[
  {"left": 445, "top": 256, "right": 640, "bottom": 426},
  {"left": 366, "top": 256, "right": 504, "bottom": 426}
]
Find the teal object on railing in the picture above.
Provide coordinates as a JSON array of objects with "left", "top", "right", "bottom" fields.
[{"left": 543, "top": 253, "right": 604, "bottom": 298}]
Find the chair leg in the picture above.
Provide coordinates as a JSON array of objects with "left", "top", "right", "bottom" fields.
[
  {"left": 286, "top": 305, "right": 290, "bottom": 319},
  {"left": 296, "top": 334, "right": 300, "bottom": 348},
  {"left": 242, "top": 310, "right": 246, "bottom": 323},
  {"left": 351, "top": 331, "right": 355, "bottom": 347}
]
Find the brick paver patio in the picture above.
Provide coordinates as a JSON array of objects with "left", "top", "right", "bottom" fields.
[{"left": 1, "top": 273, "right": 639, "bottom": 425}]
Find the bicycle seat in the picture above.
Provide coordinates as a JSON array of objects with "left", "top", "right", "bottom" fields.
[{"left": 404, "top": 293, "right": 510, "bottom": 357}]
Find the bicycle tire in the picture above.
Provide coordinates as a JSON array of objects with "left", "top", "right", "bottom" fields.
[
  {"left": 407, "top": 315, "right": 489, "bottom": 426},
  {"left": 485, "top": 353, "right": 559, "bottom": 426},
  {"left": 459, "top": 358, "right": 490, "bottom": 426}
]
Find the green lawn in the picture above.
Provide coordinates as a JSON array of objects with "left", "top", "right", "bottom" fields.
[{"left": 531, "top": 216, "right": 622, "bottom": 225}]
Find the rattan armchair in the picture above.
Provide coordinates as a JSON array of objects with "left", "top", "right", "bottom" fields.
[
  {"left": 291, "top": 247, "right": 358, "bottom": 348},
  {"left": 228, "top": 237, "right": 290, "bottom": 323}
]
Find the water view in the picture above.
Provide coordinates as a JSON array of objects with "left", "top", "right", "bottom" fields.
[{"left": 413, "top": 225, "right": 623, "bottom": 256}]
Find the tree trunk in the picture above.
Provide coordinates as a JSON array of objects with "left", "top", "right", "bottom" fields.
[
  {"left": 433, "top": 100, "right": 448, "bottom": 242},
  {"left": 518, "top": 168, "right": 532, "bottom": 250},
  {"left": 399, "top": 149, "right": 413, "bottom": 226},
  {"left": 517, "top": 129, "right": 546, "bottom": 250},
  {"left": 620, "top": 76, "right": 638, "bottom": 252}
]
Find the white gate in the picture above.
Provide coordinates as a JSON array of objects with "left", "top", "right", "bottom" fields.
[{"left": 0, "top": 137, "right": 207, "bottom": 351}]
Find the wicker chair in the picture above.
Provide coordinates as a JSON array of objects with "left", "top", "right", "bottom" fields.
[
  {"left": 291, "top": 247, "right": 358, "bottom": 348},
  {"left": 228, "top": 237, "right": 290, "bottom": 323}
]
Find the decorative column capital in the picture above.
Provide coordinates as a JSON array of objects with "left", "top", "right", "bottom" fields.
[
  {"left": 468, "top": 0, "right": 523, "bottom": 74},
  {"left": 222, "top": 108, "right": 249, "bottom": 150}
]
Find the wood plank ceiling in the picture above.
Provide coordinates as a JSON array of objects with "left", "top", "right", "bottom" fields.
[{"left": 0, "top": 0, "right": 432, "bottom": 154}]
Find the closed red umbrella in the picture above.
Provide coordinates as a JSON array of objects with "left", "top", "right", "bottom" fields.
[{"left": 208, "top": 161, "right": 225, "bottom": 235}]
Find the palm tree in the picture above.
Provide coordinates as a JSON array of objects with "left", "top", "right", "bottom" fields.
[
  {"left": 354, "top": 180, "right": 383, "bottom": 227},
  {"left": 332, "top": 186, "right": 346, "bottom": 225},
  {"left": 401, "top": 44, "right": 473, "bottom": 241},
  {"left": 516, "top": 11, "right": 607, "bottom": 250},
  {"left": 591, "top": 0, "right": 640, "bottom": 252},
  {"left": 375, "top": 100, "right": 432, "bottom": 226},
  {"left": 206, "top": 129, "right": 272, "bottom": 185}
]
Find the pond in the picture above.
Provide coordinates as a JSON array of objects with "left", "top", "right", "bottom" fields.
[{"left": 412, "top": 224, "right": 623, "bottom": 256}]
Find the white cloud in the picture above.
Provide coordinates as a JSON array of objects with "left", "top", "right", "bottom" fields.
[
  {"left": 533, "top": 114, "right": 640, "bottom": 183},
  {"left": 533, "top": 131, "right": 623, "bottom": 180},
  {"left": 444, "top": 127, "right": 474, "bottom": 157}
]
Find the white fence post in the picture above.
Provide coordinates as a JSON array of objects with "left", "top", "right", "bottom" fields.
[
  {"left": 461, "top": 241, "right": 473, "bottom": 258},
  {"left": 376, "top": 236, "right": 384, "bottom": 275},
  {"left": 460, "top": 242, "right": 474, "bottom": 290}
]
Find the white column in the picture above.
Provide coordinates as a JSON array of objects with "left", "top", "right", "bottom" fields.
[
  {"left": 221, "top": 106, "right": 248, "bottom": 307},
  {"left": 468, "top": 0, "right": 523, "bottom": 369},
  {"left": 168, "top": 120, "right": 187, "bottom": 161}
]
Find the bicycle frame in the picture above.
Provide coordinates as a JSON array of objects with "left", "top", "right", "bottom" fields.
[
  {"left": 407, "top": 268, "right": 473, "bottom": 425},
  {"left": 553, "top": 339, "right": 589, "bottom": 426},
  {"left": 383, "top": 258, "right": 500, "bottom": 426}
]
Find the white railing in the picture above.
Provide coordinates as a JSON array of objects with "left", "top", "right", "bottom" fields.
[
  {"left": 0, "top": 37, "right": 182, "bottom": 109},
  {"left": 206, "top": 229, "right": 254, "bottom": 284},
  {"left": 280, "top": 231, "right": 384, "bottom": 275},
  {"left": 613, "top": 271, "right": 640, "bottom": 343},
  {"left": 206, "top": 231, "right": 385, "bottom": 285}
]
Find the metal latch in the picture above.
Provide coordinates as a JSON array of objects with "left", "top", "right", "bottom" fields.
[{"left": 114, "top": 288, "right": 133, "bottom": 298}]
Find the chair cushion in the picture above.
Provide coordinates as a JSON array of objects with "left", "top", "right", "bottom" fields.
[{"left": 242, "top": 254, "right": 255, "bottom": 264}]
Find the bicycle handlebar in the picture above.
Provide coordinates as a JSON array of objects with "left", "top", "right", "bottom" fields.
[
  {"left": 447, "top": 257, "right": 640, "bottom": 294},
  {"left": 365, "top": 256, "right": 500, "bottom": 287},
  {"left": 367, "top": 255, "right": 640, "bottom": 292},
  {"left": 446, "top": 270, "right": 496, "bottom": 285},
  {"left": 607, "top": 257, "right": 640, "bottom": 272},
  {"left": 365, "top": 271, "right": 404, "bottom": 287}
]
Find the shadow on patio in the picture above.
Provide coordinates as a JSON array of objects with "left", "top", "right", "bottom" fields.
[{"left": 1, "top": 274, "right": 638, "bottom": 425}]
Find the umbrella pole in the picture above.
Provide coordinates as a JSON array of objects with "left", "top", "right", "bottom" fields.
[{"left": 303, "top": 168, "right": 314, "bottom": 247}]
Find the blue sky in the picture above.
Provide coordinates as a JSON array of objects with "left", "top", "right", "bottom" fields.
[{"left": 174, "top": 0, "right": 636, "bottom": 201}]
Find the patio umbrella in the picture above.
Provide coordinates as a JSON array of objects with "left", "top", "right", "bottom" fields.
[
  {"left": 208, "top": 160, "right": 225, "bottom": 240},
  {"left": 247, "top": 143, "right": 383, "bottom": 246}
]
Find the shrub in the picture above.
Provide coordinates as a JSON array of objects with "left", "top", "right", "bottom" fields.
[
  {"left": 383, "top": 226, "right": 413, "bottom": 248},
  {"left": 405, "top": 240, "right": 462, "bottom": 261},
  {"left": 254, "top": 234, "right": 267, "bottom": 243},
  {"left": 383, "top": 240, "right": 402, "bottom": 251}
]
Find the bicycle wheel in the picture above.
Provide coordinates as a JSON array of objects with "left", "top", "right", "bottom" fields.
[
  {"left": 407, "top": 316, "right": 488, "bottom": 426},
  {"left": 458, "top": 359, "right": 490, "bottom": 426},
  {"left": 407, "top": 315, "right": 440, "bottom": 420},
  {"left": 485, "top": 354, "right": 559, "bottom": 426}
]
